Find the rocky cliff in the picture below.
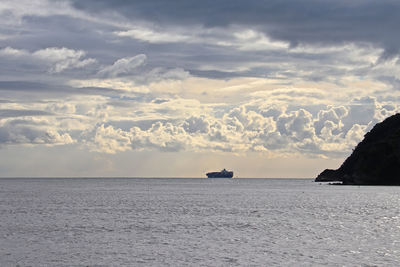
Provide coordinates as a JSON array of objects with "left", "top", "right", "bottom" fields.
[{"left": 315, "top": 113, "right": 400, "bottom": 185}]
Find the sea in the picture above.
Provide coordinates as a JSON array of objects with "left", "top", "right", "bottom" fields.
[{"left": 1, "top": 178, "right": 400, "bottom": 266}]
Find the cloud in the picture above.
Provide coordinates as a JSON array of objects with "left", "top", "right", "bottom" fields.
[
  {"left": 0, "top": 46, "right": 96, "bottom": 73},
  {"left": 183, "top": 116, "right": 209, "bottom": 134},
  {"left": 91, "top": 122, "right": 191, "bottom": 153},
  {"left": 0, "top": 109, "right": 53, "bottom": 118},
  {"left": 91, "top": 124, "right": 132, "bottom": 153},
  {"left": 32, "top": 47, "right": 96, "bottom": 73},
  {"left": 0, "top": 81, "right": 125, "bottom": 100},
  {"left": 72, "top": 0, "right": 400, "bottom": 58},
  {"left": 97, "top": 54, "right": 147, "bottom": 78},
  {"left": 0, "top": 47, "right": 25, "bottom": 56},
  {"left": 115, "top": 28, "right": 190, "bottom": 44},
  {"left": 0, "top": 118, "right": 74, "bottom": 145},
  {"left": 74, "top": 95, "right": 397, "bottom": 156},
  {"left": 2, "top": 0, "right": 400, "bottom": 178},
  {"left": 3, "top": 0, "right": 399, "bottom": 85},
  {"left": 276, "top": 109, "right": 315, "bottom": 141},
  {"left": 314, "top": 106, "right": 347, "bottom": 135},
  {"left": 0, "top": 77, "right": 399, "bottom": 159}
]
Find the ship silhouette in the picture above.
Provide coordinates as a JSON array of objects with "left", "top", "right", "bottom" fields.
[{"left": 206, "top": 169, "right": 234, "bottom": 178}]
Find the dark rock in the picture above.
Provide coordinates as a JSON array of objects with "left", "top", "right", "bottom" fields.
[
  {"left": 315, "top": 169, "right": 342, "bottom": 182},
  {"left": 315, "top": 113, "right": 400, "bottom": 185}
]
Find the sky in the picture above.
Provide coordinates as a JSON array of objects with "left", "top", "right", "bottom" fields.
[{"left": 1, "top": 0, "right": 400, "bottom": 177}]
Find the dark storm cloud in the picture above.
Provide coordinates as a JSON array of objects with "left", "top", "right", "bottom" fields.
[{"left": 72, "top": 0, "right": 400, "bottom": 58}]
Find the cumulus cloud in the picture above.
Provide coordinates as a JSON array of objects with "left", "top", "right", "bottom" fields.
[
  {"left": 0, "top": 118, "right": 74, "bottom": 145},
  {"left": 183, "top": 116, "right": 209, "bottom": 134},
  {"left": 92, "top": 124, "right": 131, "bottom": 153},
  {"left": 91, "top": 122, "right": 191, "bottom": 153},
  {"left": 276, "top": 109, "right": 315, "bottom": 141},
  {"left": 314, "top": 106, "right": 347, "bottom": 135},
  {"left": 77, "top": 96, "right": 399, "bottom": 156},
  {"left": 0, "top": 80, "right": 399, "bottom": 159}
]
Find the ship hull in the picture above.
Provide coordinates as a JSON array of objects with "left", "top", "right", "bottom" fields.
[{"left": 206, "top": 172, "right": 233, "bottom": 178}]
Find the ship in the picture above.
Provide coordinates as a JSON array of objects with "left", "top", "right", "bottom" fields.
[{"left": 206, "top": 169, "right": 234, "bottom": 178}]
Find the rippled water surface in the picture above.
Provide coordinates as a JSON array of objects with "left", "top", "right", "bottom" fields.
[{"left": 1, "top": 178, "right": 400, "bottom": 266}]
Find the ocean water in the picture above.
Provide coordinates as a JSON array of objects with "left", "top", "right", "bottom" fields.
[{"left": 1, "top": 178, "right": 400, "bottom": 266}]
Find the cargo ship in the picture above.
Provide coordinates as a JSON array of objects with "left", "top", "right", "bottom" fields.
[{"left": 206, "top": 169, "right": 234, "bottom": 178}]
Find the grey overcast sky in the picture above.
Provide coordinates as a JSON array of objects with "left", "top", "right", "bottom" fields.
[{"left": 1, "top": 0, "right": 400, "bottom": 177}]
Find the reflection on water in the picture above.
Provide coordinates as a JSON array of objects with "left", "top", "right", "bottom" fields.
[{"left": 1, "top": 178, "right": 399, "bottom": 266}]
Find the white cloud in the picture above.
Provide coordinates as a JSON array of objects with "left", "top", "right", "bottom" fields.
[
  {"left": 0, "top": 0, "right": 73, "bottom": 25},
  {"left": 276, "top": 109, "right": 315, "bottom": 140},
  {"left": 97, "top": 54, "right": 147, "bottom": 78},
  {"left": 0, "top": 47, "right": 26, "bottom": 56},
  {"left": 90, "top": 122, "right": 192, "bottom": 153},
  {"left": 232, "top": 29, "right": 289, "bottom": 51},
  {"left": 115, "top": 25, "right": 290, "bottom": 53},
  {"left": 33, "top": 47, "right": 96, "bottom": 73},
  {"left": 0, "top": 46, "right": 96, "bottom": 73},
  {"left": 0, "top": 118, "right": 74, "bottom": 145},
  {"left": 0, "top": 0, "right": 125, "bottom": 29},
  {"left": 115, "top": 28, "right": 190, "bottom": 44},
  {"left": 78, "top": 96, "right": 398, "bottom": 156},
  {"left": 314, "top": 106, "right": 347, "bottom": 135},
  {"left": 92, "top": 124, "right": 132, "bottom": 154},
  {"left": 46, "top": 102, "right": 76, "bottom": 114},
  {"left": 1, "top": 87, "right": 399, "bottom": 158}
]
